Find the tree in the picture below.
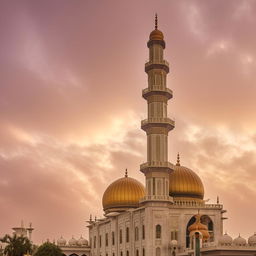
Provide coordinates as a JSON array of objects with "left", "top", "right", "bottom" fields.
[
  {"left": 33, "top": 242, "right": 62, "bottom": 256},
  {"left": 0, "top": 234, "right": 33, "bottom": 256}
]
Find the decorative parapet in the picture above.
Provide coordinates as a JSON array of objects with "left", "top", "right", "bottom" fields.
[
  {"left": 171, "top": 201, "right": 223, "bottom": 209},
  {"left": 140, "top": 195, "right": 173, "bottom": 203}
]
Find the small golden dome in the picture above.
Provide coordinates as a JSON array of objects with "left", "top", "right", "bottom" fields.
[
  {"left": 188, "top": 214, "right": 210, "bottom": 241},
  {"left": 149, "top": 29, "right": 164, "bottom": 40},
  {"left": 102, "top": 171, "right": 145, "bottom": 214},
  {"left": 169, "top": 154, "right": 204, "bottom": 200}
]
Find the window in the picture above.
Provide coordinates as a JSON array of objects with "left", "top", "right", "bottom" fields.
[
  {"left": 105, "top": 233, "right": 108, "bottom": 246},
  {"left": 99, "top": 235, "right": 102, "bottom": 247},
  {"left": 156, "top": 225, "right": 161, "bottom": 239},
  {"left": 93, "top": 236, "right": 96, "bottom": 248},
  {"left": 171, "top": 230, "right": 178, "bottom": 240},
  {"left": 112, "top": 231, "right": 115, "bottom": 245},
  {"left": 119, "top": 229, "right": 123, "bottom": 244},
  {"left": 126, "top": 251, "right": 129, "bottom": 256},
  {"left": 120, "top": 252, "right": 123, "bottom": 256},
  {"left": 142, "top": 248, "right": 145, "bottom": 256},
  {"left": 135, "top": 227, "right": 139, "bottom": 241},
  {"left": 113, "top": 254, "right": 115, "bottom": 256},
  {"left": 136, "top": 250, "right": 139, "bottom": 256},
  {"left": 156, "top": 247, "right": 160, "bottom": 256},
  {"left": 126, "top": 227, "right": 129, "bottom": 243},
  {"left": 142, "top": 225, "right": 145, "bottom": 240}
]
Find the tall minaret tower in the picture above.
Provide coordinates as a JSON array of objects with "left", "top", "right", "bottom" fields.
[{"left": 140, "top": 15, "right": 174, "bottom": 203}]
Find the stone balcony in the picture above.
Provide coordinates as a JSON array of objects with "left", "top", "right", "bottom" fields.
[
  {"left": 145, "top": 60, "right": 169, "bottom": 73},
  {"left": 142, "top": 86, "right": 173, "bottom": 99},
  {"left": 141, "top": 117, "right": 175, "bottom": 131},
  {"left": 140, "top": 161, "right": 175, "bottom": 173},
  {"left": 140, "top": 195, "right": 173, "bottom": 203}
]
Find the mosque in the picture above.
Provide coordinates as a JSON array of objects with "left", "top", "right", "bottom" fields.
[
  {"left": 1, "top": 17, "right": 255, "bottom": 256},
  {"left": 55, "top": 16, "right": 256, "bottom": 256}
]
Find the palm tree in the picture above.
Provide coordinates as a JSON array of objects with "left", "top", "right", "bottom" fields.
[
  {"left": 33, "top": 242, "right": 62, "bottom": 256},
  {"left": 0, "top": 234, "right": 33, "bottom": 256}
]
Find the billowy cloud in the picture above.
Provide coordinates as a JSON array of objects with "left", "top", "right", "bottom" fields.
[{"left": 0, "top": 0, "right": 256, "bottom": 243}]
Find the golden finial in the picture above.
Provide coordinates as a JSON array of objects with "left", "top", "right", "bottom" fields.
[
  {"left": 155, "top": 13, "right": 158, "bottom": 30},
  {"left": 217, "top": 195, "right": 219, "bottom": 204},
  {"left": 176, "top": 153, "right": 180, "bottom": 166},
  {"left": 125, "top": 169, "right": 128, "bottom": 177}
]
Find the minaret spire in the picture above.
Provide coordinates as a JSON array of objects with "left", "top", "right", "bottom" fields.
[
  {"left": 140, "top": 16, "right": 175, "bottom": 203},
  {"left": 155, "top": 13, "right": 158, "bottom": 30},
  {"left": 176, "top": 153, "right": 180, "bottom": 166}
]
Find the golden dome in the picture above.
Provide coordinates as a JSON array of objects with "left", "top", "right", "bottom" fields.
[
  {"left": 169, "top": 154, "right": 204, "bottom": 201},
  {"left": 102, "top": 170, "right": 145, "bottom": 214},
  {"left": 188, "top": 214, "right": 210, "bottom": 241},
  {"left": 149, "top": 29, "right": 164, "bottom": 41}
]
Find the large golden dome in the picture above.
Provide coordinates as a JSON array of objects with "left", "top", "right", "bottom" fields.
[
  {"left": 102, "top": 171, "right": 145, "bottom": 214},
  {"left": 169, "top": 154, "right": 204, "bottom": 201}
]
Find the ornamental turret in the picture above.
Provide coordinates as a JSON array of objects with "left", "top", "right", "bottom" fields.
[{"left": 140, "top": 15, "right": 175, "bottom": 202}]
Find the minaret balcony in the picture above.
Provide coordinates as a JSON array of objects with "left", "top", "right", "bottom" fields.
[
  {"left": 141, "top": 117, "right": 175, "bottom": 131},
  {"left": 142, "top": 86, "right": 173, "bottom": 99},
  {"left": 145, "top": 60, "right": 169, "bottom": 73},
  {"left": 140, "top": 161, "right": 175, "bottom": 173},
  {"left": 140, "top": 195, "right": 173, "bottom": 203}
]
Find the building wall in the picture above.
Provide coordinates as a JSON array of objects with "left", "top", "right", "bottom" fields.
[{"left": 88, "top": 203, "right": 223, "bottom": 256}]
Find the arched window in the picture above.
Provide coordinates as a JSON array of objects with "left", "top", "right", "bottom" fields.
[
  {"left": 142, "top": 225, "right": 145, "bottom": 240},
  {"left": 156, "top": 247, "right": 160, "bottom": 256},
  {"left": 142, "top": 248, "right": 145, "bottom": 256},
  {"left": 105, "top": 233, "right": 108, "bottom": 246},
  {"left": 119, "top": 229, "right": 123, "bottom": 244},
  {"left": 93, "top": 236, "right": 96, "bottom": 248},
  {"left": 120, "top": 252, "right": 123, "bottom": 256},
  {"left": 156, "top": 224, "right": 161, "bottom": 239},
  {"left": 136, "top": 250, "right": 139, "bottom": 256},
  {"left": 113, "top": 254, "right": 115, "bottom": 256},
  {"left": 135, "top": 227, "right": 139, "bottom": 241},
  {"left": 112, "top": 231, "right": 115, "bottom": 245},
  {"left": 126, "top": 251, "right": 129, "bottom": 256},
  {"left": 99, "top": 235, "right": 102, "bottom": 247},
  {"left": 126, "top": 227, "right": 129, "bottom": 242}
]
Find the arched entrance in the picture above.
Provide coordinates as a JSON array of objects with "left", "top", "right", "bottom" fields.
[{"left": 186, "top": 215, "right": 214, "bottom": 248}]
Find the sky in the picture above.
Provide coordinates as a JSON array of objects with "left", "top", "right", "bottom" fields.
[{"left": 0, "top": 0, "right": 256, "bottom": 244}]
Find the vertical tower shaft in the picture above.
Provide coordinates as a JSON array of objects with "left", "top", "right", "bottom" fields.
[{"left": 140, "top": 16, "right": 174, "bottom": 202}]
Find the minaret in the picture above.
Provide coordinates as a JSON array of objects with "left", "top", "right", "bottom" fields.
[{"left": 140, "top": 15, "right": 174, "bottom": 202}]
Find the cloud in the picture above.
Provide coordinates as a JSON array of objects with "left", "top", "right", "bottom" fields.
[{"left": 0, "top": 0, "right": 256, "bottom": 243}]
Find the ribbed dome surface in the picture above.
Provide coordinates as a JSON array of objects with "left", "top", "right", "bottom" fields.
[
  {"left": 219, "top": 233, "right": 233, "bottom": 245},
  {"left": 233, "top": 235, "right": 246, "bottom": 246},
  {"left": 248, "top": 233, "right": 256, "bottom": 246},
  {"left": 149, "top": 29, "right": 164, "bottom": 40},
  {"left": 169, "top": 159, "right": 204, "bottom": 200},
  {"left": 102, "top": 175, "right": 145, "bottom": 214}
]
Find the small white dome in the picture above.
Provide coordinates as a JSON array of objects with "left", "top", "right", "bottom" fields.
[
  {"left": 233, "top": 235, "right": 246, "bottom": 246},
  {"left": 57, "top": 236, "right": 66, "bottom": 246},
  {"left": 77, "top": 236, "right": 88, "bottom": 246},
  {"left": 219, "top": 233, "right": 233, "bottom": 246},
  {"left": 68, "top": 236, "right": 77, "bottom": 246},
  {"left": 170, "top": 240, "right": 178, "bottom": 247},
  {"left": 248, "top": 233, "right": 256, "bottom": 246}
]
